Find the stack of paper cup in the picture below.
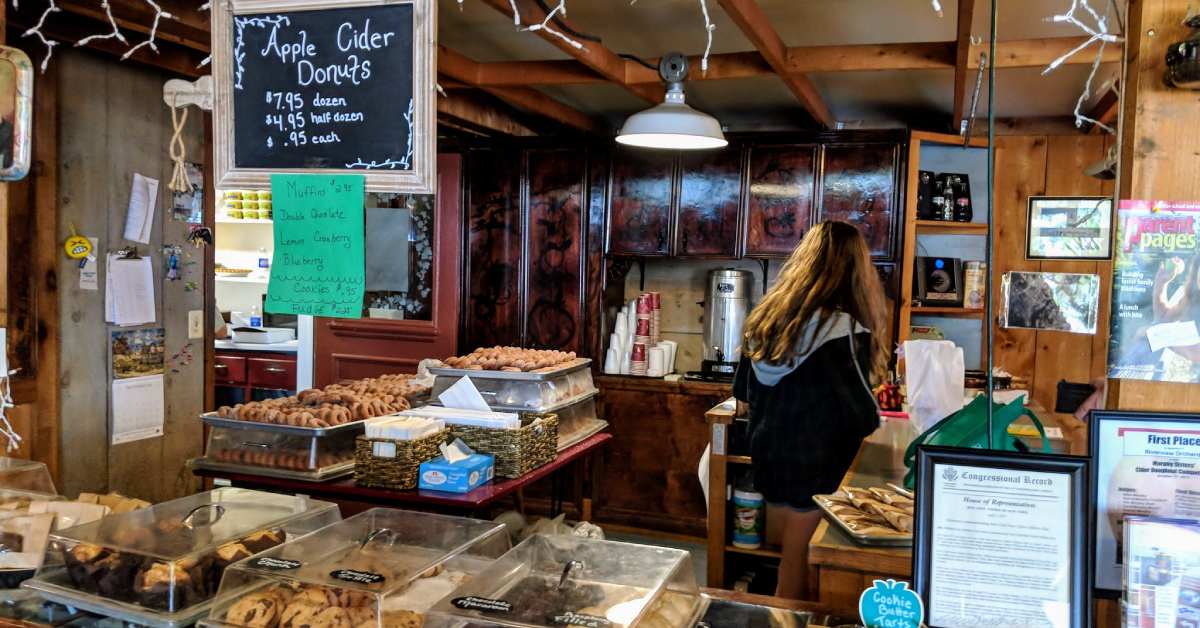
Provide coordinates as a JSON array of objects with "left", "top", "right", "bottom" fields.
[
  {"left": 631, "top": 343, "right": 647, "bottom": 376},
  {"left": 649, "top": 292, "right": 661, "bottom": 345},
  {"left": 647, "top": 347, "right": 666, "bottom": 377},
  {"left": 659, "top": 340, "right": 677, "bottom": 375},
  {"left": 603, "top": 347, "right": 619, "bottom": 374}
]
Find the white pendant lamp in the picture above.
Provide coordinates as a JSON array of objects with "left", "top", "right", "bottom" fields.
[{"left": 616, "top": 53, "right": 727, "bottom": 150}]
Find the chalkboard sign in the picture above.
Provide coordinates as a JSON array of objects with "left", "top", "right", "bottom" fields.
[{"left": 213, "top": 0, "right": 436, "bottom": 194}]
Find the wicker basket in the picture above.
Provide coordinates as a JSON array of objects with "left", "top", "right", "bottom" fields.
[
  {"left": 449, "top": 413, "right": 558, "bottom": 479},
  {"left": 354, "top": 428, "right": 449, "bottom": 490}
]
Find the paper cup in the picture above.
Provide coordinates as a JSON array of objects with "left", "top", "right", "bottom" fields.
[{"left": 647, "top": 347, "right": 665, "bottom": 377}]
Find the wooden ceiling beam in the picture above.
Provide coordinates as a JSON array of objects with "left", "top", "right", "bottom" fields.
[
  {"left": 717, "top": 0, "right": 833, "bottom": 127},
  {"left": 437, "top": 91, "right": 537, "bottom": 137},
  {"left": 970, "top": 36, "right": 1121, "bottom": 68},
  {"left": 951, "top": 0, "right": 975, "bottom": 133},
  {"left": 785, "top": 42, "right": 953, "bottom": 73},
  {"left": 476, "top": 0, "right": 664, "bottom": 104},
  {"left": 438, "top": 45, "right": 603, "bottom": 134}
]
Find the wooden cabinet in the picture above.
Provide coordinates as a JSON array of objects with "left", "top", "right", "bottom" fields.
[
  {"left": 744, "top": 145, "right": 817, "bottom": 257},
  {"left": 465, "top": 149, "right": 523, "bottom": 349},
  {"left": 247, "top": 357, "right": 296, "bottom": 390},
  {"left": 607, "top": 149, "right": 674, "bottom": 256},
  {"left": 214, "top": 350, "right": 296, "bottom": 407},
  {"left": 676, "top": 148, "right": 743, "bottom": 257},
  {"left": 525, "top": 149, "right": 587, "bottom": 353},
  {"left": 213, "top": 355, "right": 246, "bottom": 385},
  {"left": 819, "top": 143, "right": 900, "bottom": 259}
]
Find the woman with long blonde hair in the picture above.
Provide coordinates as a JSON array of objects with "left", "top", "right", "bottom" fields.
[{"left": 733, "top": 220, "right": 886, "bottom": 600}]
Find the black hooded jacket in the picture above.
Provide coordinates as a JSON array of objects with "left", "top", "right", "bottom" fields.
[{"left": 733, "top": 311, "right": 880, "bottom": 508}]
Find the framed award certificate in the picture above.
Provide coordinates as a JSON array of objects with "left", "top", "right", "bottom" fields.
[
  {"left": 1090, "top": 410, "right": 1200, "bottom": 597},
  {"left": 913, "top": 447, "right": 1090, "bottom": 628}
]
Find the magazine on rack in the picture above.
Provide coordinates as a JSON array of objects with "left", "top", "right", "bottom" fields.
[{"left": 1109, "top": 200, "right": 1200, "bottom": 383}]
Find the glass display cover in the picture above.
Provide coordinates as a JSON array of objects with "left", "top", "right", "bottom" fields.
[
  {"left": 25, "top": 488, "right": 340, "bottom": 627},
  {"left": 426, "top": 534, "right": 707, "bottom": 628},
  {"left": 206, "top": 508, "right": 510, "bottom": 628}
]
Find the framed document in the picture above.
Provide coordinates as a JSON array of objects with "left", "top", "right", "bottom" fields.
[
  {"left": 1090, "top": 410, "right": 1200, "bottom": 597},
  {"left": 1027, "top": 196, "right": 1113, "bottom": 260},
  {"left": 913, "top": 446, "right": 1090, "bottom": 628},
  {"left": 1123, "top": 517, "right": 1200, "bottom": 627}
]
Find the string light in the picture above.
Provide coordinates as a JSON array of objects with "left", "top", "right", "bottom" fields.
[
  {"left": 520, "top": 0, "right": 584, "bottom": 50},
  {"left": 198, "top": 1, "right": 212, "bottom": 68},
  {"left": 0, "top": 369, "right": 24, "bottom": 454},
  {"left": 698, "top": 0, "right": 714, "bottom": 73},
  {"left": 122, "top": 0, "right": 174, "bottom": 60},
  {"left": 76, "top": 1, "right": 127, "bottom": 47},
  {"left": 931, "top": 0, "right": 944, "bottom": 18},
  {"left": 22, "top": 0, "right": 61, "bottom": 73},
  {"left": 1041, "top": 0, "right": 1123, "bottom": 133}
]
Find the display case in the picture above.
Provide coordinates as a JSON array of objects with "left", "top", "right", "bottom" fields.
[
  {"left": 429, "top": 361, "right": 595, "bottom": 411},
  {"left": 0, "top": 457, "right": 56, "bottom": 495},
  {"left": 492, "top": 393, "right": 605, "bottom": 452},
  {"left": 24, "top": 488, "right": 340, "bottom": 628},
  {"left": 427, "top": 534, "right": 708, "bottom": 627},
  {"left": 205, "top": 508, "right": 511, "bottom": 628},
  {"left": 192, "top": 417, "right": 360, "bottom": 481}
]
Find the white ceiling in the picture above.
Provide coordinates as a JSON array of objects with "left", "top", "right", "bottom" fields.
[{"left": 437, "top": 0, "right": 1123, "bottom": 130}]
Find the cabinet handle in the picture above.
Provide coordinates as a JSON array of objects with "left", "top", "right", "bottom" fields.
[
  {"left": 214, "top": 364, "right": 228, "bottom": 371},
  {"left": 263, "top": 366, "right": 288, "bottom": 374},
  {"left": 239, "top": 441, "right": 272, "bottom": 449}
]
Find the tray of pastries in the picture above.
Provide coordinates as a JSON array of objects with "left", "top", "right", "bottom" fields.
[
  {"left": 433, "top": 347, "right": 590, "bottom": 380},
  {"left": 24, "top": 488, "right": 340, "bottom": 628},
  {"left": 812, "top": 486, "right": 914, "bottom": 546},
  {"left": 206, "top": 373, "right": 430, "bottom": 434}
]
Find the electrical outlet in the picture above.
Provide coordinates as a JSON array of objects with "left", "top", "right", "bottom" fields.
[{"left": 188, "top": 310, "right": 204, "bottom": 339}]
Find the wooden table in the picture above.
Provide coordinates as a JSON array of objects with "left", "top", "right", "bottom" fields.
[{"left": 194, "top": 433, "right": 611, "bottom": 518}]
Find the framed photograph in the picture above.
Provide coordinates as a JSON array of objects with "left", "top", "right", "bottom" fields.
[
  {"left": 0, "top": 46, "right": 33, "bottom": 182},
  {"left": 913, "top": 446, "right": 1091, "bottom": 628},
  {"left": 212, "top": 0, "right": 436, "bottom": 193},
  {"left": 1027, "top": 196, "right": 1114, "bottom": 260},
  {"left": 1123, "top": 517, "right": 1200, "bottom": 627},
  {"left": 1000, "top": 271, "right": 1100, "bottom": 334},
  {"left": 1090, "top": 410, "right": 1200, "bottom": 597}
]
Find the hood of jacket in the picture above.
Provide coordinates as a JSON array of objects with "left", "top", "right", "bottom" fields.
[{"left": 750, "top": 311, "right": 865, "bottom": 387}]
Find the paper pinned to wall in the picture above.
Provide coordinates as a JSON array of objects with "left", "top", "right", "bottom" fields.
[
  {"left": 111, "top": 374, "right": 164, "bottom": 444},
  {"left": 79, "top": 237, "right": 99, "bottom": 291},
  {"left": 105, "top": 255, "right": 156, "bottom": 326},
  {"left": 123, "top": 173, "right": 159, "bottom": 244}
]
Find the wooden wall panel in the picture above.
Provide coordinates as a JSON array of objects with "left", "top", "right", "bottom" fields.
[
  {"left": 991, "top": 136, "right": 1047, "bottom": 385},
  {"left": 465, "top": 150, "right": 522, "bottom": 349},
  {"left": 525, "top": 149, "right": 585, "bottom": 352},
  {"left": 57, "top": 50, "right": 205, "bottom": 501}
]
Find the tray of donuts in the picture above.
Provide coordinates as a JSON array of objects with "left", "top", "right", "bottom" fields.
[
  {"left": 432, "top": 346, "right": 591, "bottom": 381},
  {"left": 205, "top": 374, "right": 427, "bottom": 436},
  {"left": 192, "top": 422, "right": 359, "bottom": 481}
]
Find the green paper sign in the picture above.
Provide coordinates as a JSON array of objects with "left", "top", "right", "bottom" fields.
[{"left": 266, "top": 174, "right": 365, "bottom": 319}]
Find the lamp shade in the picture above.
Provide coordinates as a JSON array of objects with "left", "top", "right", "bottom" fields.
[{"left": 615, "top": 101, "right": 728, "bottom": 150}]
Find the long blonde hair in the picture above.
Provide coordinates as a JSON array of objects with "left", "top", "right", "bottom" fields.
[{"left": 742, "top": 221, "right": 888, "bottom": 382}]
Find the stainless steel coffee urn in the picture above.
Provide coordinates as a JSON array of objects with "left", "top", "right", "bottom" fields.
[{"left": 695, "top": 268, "right": 753, "bottom": 380}]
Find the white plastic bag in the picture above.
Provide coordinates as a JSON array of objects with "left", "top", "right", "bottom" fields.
[{"left": 903, "top": 340, "right": 964, "bottom": 433}]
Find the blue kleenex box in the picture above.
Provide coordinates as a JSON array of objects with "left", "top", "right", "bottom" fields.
[{"left": 419, "top": 454, "right": 495, "bottom": 493}]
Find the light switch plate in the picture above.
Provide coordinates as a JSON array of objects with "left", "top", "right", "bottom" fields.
[{"left": 187, "top": 310, "right": 204, "bottom": 339}]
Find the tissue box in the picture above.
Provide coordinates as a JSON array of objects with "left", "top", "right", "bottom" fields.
[{"left": 418, "top": 454, "right": 494, "bottom": 493}]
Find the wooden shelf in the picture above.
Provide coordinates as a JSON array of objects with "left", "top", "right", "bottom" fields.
[
  {"left": 726, "top": 455, "right": 753, "bottom": 465},
  {"left": 915, "top": 220, "right": 988, "bottom": 234},
  {"left": 910, "top": 306, "right": 984, "bottom": 317},
  {"left": 726, "top": 544, "right": 783, "bottom": 559}
]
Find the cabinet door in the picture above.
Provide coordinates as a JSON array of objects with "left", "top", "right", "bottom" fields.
[
  {"left": 819, "top": 143, "right": 900, "bottom": 259},
  {"left": 526, "top": 149, "right": 586, "bottom": 353},
  {"left": 744, "top": 145, "right": 816, "bottom": 257},
  {"left": 465, "top": 149, "right": 523, "bottom": 348},
  {"left": 608, "top": 149, "right": 674, "bottom": 256},
  {"left": 675, "top": 147, "right": 742, "bottom": 257}
]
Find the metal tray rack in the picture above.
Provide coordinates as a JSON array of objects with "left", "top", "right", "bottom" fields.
[{"left": 200, "top": 412, "right": 368, "bottom": 437}]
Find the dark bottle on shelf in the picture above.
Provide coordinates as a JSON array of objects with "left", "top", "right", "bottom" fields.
[{"left": 954, "top": 195, "right": 973, "bottom": 222}]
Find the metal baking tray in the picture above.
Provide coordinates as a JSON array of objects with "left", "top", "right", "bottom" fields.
[
  {"left": 189, "top": 457, "right": 355, "bottom": 482},
  {"left": 200, "top": 412, "right": 369, "bottom": 437},
  {"left": 812, "top": 493, "right": 912, "bottom": 547},
  {"left": 428, "top": 357, "right": 592, "bottom": 381}
]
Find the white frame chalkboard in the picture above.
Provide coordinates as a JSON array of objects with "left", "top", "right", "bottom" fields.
[{"left": 212, "top": 0, "right": 436, "bottom": 194}]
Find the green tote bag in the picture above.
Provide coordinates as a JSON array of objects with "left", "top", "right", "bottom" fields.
[{"left": 902, "top": 394, "right": 1051, "bottom": 489}]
